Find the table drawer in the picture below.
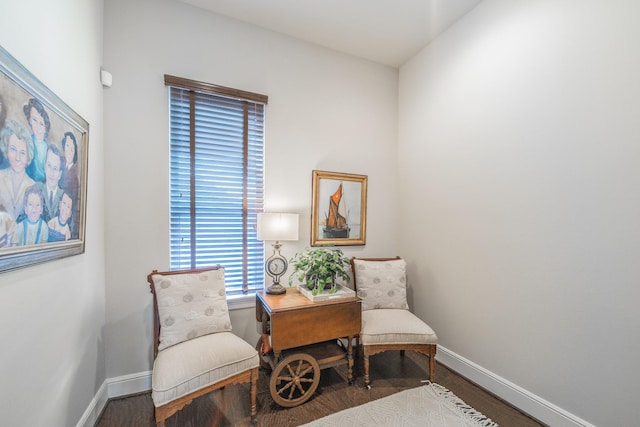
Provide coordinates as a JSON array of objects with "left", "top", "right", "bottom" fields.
[{"left": 270, "top": 300, "right": 361, "bottom": 351}]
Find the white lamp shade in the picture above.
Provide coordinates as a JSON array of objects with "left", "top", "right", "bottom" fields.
[{"left": 257, "top": 213, "right": 299, "bottom": 241}]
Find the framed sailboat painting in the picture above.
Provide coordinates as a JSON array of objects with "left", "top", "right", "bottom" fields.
[{"left": 311, "top": 170, "right": 367, "bottom": 246}]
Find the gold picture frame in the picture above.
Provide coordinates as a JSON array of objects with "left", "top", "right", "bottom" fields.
[
  {"left": 311, "top": 170, "right": 367, "bottom": 246},
  {"left": 0, "top": 46, "right": 89, "bottom": 272}
]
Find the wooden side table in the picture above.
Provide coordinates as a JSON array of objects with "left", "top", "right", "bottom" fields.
[{"left": 255, "top": 287, "right": 361, "bottom": 407}]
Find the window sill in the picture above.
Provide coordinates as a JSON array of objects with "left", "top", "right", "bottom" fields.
[{"left": 227, "top": 293, "right": 257, "bottom": 310}]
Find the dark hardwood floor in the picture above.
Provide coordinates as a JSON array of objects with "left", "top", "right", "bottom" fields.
[{"left": 96, "top": 350, "right": 545, "bottom": 427}]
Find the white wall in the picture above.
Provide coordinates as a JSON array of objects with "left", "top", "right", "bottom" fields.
[
  {"left": 399, "top": 0, "right": 640, "bottom": 425},
  {"left": 103, "top": 0, "right": 398, "bottom": 379},
  {"left": 0, "top": 0, "right": 106, "bottom": 426}
]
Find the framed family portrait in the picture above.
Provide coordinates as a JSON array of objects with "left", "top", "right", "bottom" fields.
[
  {"left": 0, "top": 46, "right": 89, "bottom": 273},
  {"left": 311, "top": 170, "right": 367, "bottom": 246}
]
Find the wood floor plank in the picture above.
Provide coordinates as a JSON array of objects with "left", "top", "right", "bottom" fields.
[{"left": 96, "top": 351, "right": 545, "bottom": 426}]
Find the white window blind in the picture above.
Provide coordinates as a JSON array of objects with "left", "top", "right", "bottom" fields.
[{"left": 166, "top": 75, "right": 267, "bottom": 295}]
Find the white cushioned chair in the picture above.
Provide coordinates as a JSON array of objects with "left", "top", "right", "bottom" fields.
[
  {"left": 350, "top": 257, "right": 438, "bottom": 389},
  {"left": 146, "top": 267, "right": 259, "bottom": 426}
]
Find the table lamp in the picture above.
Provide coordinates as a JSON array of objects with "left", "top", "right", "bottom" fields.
[{"left": 257, "top": 212, "right": 299, "bottom": 295}]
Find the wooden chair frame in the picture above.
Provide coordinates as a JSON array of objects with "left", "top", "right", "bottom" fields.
[
  {"left": 147, "top": 267, "right": 258, "bottom": 426},
  {"left": 350, "top": 257, "right": 437, "bottom": 388}
]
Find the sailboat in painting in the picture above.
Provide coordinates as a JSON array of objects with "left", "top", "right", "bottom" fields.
[{"left": 323, "top": 183, "right": 350, "bottom": 238}]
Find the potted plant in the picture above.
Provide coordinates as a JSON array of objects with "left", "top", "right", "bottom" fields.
[{"left": 288, "top": 247, "right": 351, "bottom": 295}]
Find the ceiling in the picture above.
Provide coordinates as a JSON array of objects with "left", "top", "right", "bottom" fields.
[{"left": 179, "top": 0, "right": 482, "bottom": 67}]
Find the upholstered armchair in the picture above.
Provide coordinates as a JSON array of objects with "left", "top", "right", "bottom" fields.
[
  {"left": 350, "top": 257, "right": 438, "bottom": 389},
  {"left": 146, "top": 267, "right": 259, "bottom": 426}
]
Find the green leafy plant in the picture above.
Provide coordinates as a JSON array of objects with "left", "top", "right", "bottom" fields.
[{"left": 288, "top": 247, "right": 351, "bottom": 295}]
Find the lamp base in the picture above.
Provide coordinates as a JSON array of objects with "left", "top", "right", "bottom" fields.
[{"left": 266, "top": 283, "right": 286, "bottom": 295}]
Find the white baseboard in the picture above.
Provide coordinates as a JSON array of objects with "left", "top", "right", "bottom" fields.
[
  {"left": 79, "top": 351, "right": 595, "bottom": 427},
  {"left": 107, "top": 370, "right": 152, "bottom": 398},
  {"left": 436, "top": 346, "right": 595, "bottom": 427},
  {"left": 75, "top": 380, "right": 108, "bottom": 427},
  {"left": 75, "top": 371, "right": 152, "bottom": 427}
]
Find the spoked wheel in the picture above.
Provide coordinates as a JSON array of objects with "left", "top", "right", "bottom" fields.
[
  {"left": 269, "top": 353, "right": 320, "bottom": 407},
  {"left": 255, "top": 336, "right": 272, "bottom": 371}
]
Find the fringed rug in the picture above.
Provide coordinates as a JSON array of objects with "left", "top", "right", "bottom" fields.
[{"left": 300, "top": 382, "right": 498, "bottom": 427}]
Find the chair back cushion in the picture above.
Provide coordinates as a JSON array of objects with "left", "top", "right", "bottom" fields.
[
  {"left": 352, "top": 258, "right": 409, "bottom": 311},
  {"left": 151, "top": 268, "right": 232, "bottom": 351}
]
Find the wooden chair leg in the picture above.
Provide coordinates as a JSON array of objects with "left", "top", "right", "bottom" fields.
[
  {"left": 155, "top": 408, "right": 166, "bottom": 427},
  {"left": 250, "top": 368, "right": 258, "bottom": 423},
  {"left": 429, "top": 346, "right": 437, "bottom": 381},
  {"left": 364, "top": 354, "right": 371, "bottom": 390}
]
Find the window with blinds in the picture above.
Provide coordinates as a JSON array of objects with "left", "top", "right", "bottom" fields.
[{"left": 165, "top": 75, "right": 267, "bottom": 296}]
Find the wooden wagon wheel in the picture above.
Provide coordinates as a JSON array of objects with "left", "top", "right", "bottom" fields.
[
  {"left": 269, "top": 353, "right": 320, "bottom": 407},
  {"left": 255, "top": 335, "right": 272, "bottom": 371}
]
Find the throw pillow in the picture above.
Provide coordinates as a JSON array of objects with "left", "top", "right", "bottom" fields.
[
  {"left": 152, "top": 268, "right": 232, "bottom": 351},
  {"left": 353, "top": 259, "right": 409, "bottom": 311}
]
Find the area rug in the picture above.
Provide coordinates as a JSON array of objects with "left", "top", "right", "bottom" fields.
[{"left": 300, "top": 382, "right": 498, "bottom": 427}]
